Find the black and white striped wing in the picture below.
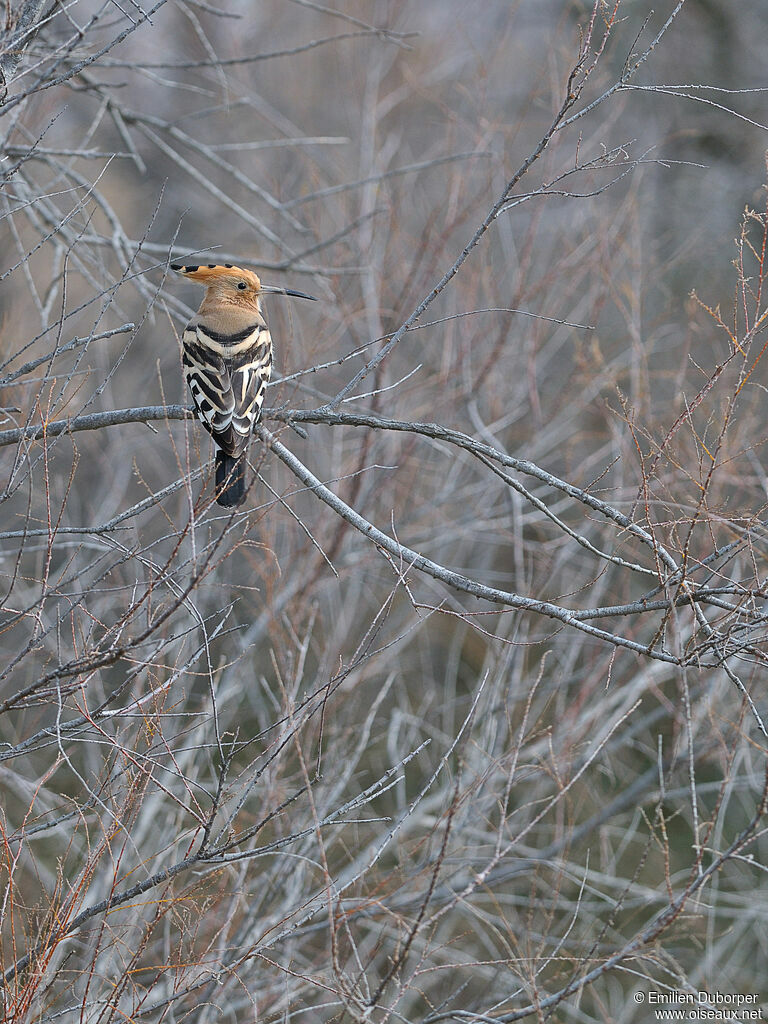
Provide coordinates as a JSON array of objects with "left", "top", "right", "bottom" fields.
[
  {"left": 229, "top": 337, "right": 273, "bottom": 440},
  {"left": 182, "top": 321, "right": 272, "bottom": 458}
]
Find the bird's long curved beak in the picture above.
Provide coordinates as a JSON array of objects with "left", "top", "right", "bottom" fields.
[{"left": 261, "top": 284, "right": 318, "bottom": 301}]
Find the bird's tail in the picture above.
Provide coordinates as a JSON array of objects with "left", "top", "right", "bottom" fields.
[{"left": 215, "top": 451, "right": 247, "bottom": 507}]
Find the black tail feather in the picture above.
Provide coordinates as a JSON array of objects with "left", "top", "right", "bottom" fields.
[{"left": 215, "top": 451, "right": 246, "bottom": 507}]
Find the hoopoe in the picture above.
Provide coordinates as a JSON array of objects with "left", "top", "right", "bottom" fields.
[{"left": 172, "top": 262, "right": 316, "bottom": 507}]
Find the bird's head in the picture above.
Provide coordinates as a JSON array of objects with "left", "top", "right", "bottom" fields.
[{"left": 171, "top": 262, "right": 316, "bottom": 312}]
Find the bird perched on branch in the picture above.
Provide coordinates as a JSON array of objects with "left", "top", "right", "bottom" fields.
[{"left": 172, "top": 262, "right": 316, "bottom": 507}]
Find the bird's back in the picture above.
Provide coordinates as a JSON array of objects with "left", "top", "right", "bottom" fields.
[{"left": 182, "top": 305, "right": 273, "bottom": 457}]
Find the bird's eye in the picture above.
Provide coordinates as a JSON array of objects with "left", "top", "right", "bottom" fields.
[{"left": 237, "top": 282, "right": 247, "bottom": 290}]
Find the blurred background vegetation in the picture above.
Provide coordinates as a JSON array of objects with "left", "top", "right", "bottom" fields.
[{"left": 2, "top": 1, "right": 768, "bottom": 1021}]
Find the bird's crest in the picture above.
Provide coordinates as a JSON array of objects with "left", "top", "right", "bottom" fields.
[{"left": 171, "top": 263, "right": 261, "bottom": 290}]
